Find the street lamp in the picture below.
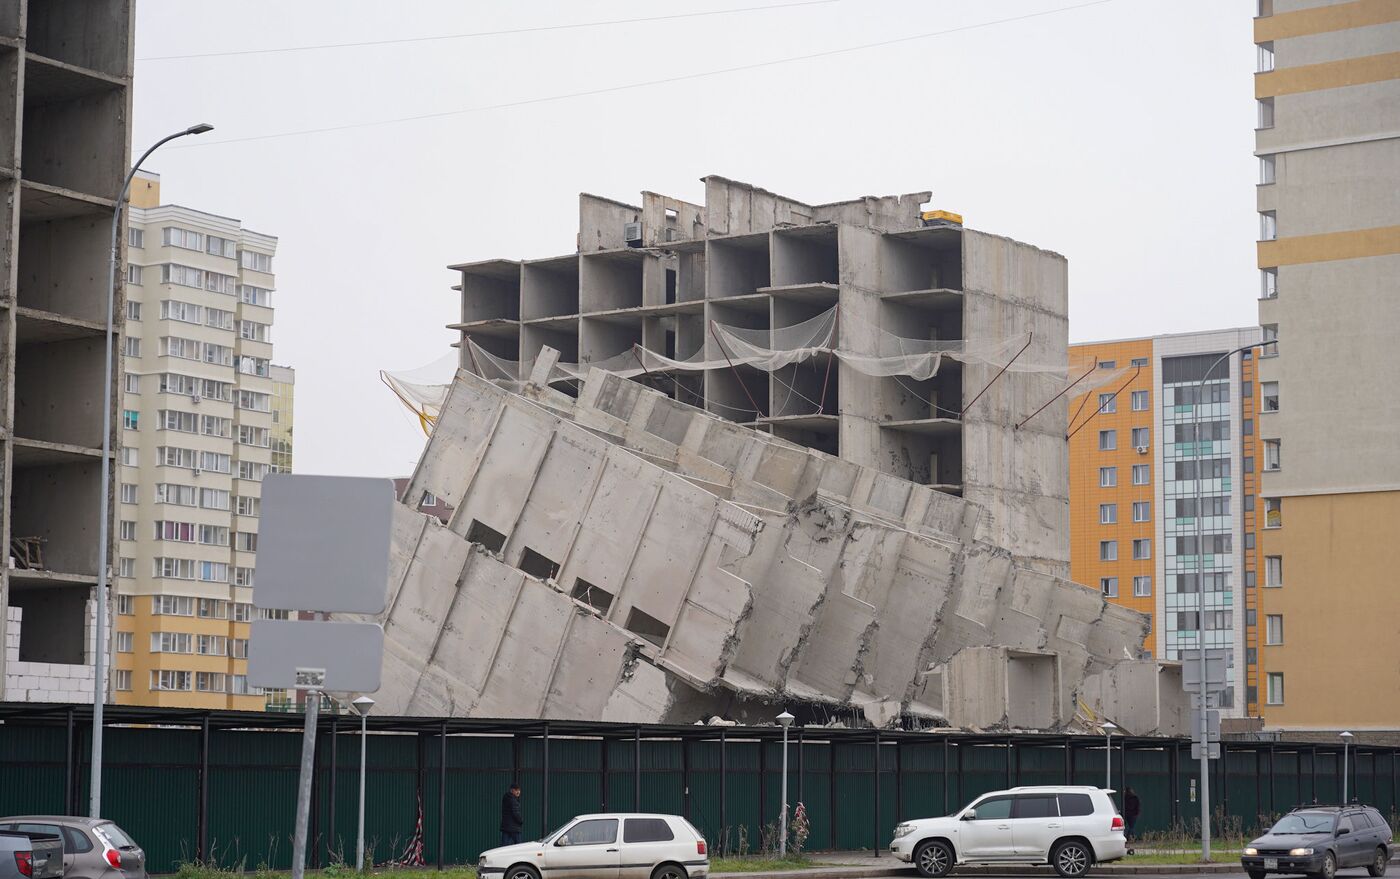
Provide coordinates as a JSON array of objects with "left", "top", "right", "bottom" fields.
[
  {"left": 777, "top": 711, "right": 794, "bottom": 857},
  {"left": 353, "top": 696, "right": 377, "bottom": 870},
  {"left": 1340, "top": 731, "right": 1353, "bottom": 804},
  {"left": 1102, "top": 721, "right": 1117, "bottom": 791},
  {"left": 90, "top": 122, "right": 216, "bottom": 818},
  {"left": 1188, "top": 340, "right": 1270, "bottom": 859}
]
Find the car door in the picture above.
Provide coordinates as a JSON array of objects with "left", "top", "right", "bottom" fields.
[
  {"left": 545, "top": 818, "right": 621, "bottom": 879},
  {"left": 59, "top": 826, "right": 97, "bottom": 878},
  {"left": 1335, "top": 815, "right": 1364, "bottom": 867},
  {"left": 958, "top": 796, "right": 1016, "bottom": 861},
  {"left": 1009, "top": 794, "right": 1060, "bottom": 859},
  {"left": 620, "top": 818, "right": 677, "bottom": 879}
]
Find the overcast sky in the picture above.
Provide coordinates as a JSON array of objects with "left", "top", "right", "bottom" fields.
[{"left": 132, "top": 0, "right": 1259, "bottom": 477}]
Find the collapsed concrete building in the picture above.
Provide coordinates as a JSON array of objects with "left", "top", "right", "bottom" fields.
[{"left": 369, "top": 178, "right": 1187, "bottom": 734}]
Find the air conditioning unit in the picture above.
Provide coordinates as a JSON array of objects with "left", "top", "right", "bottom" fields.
[
  {"left": 192, "top": 467, "right": 201, "bottom": 476},
  {"left": 623, "top": 221, "right": 643, "bottom": 247},
  {"left": 1135, "top": 445, "right": 1149, "bottom": 454},
  {"left": 191, "top": 394, "right": 202, "bottom": 405}
]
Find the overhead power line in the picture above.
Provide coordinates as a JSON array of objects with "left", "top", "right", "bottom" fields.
[
  {"left": 172, "top": 0, "right": 1116, "bottom": 149},
  {"left": 137, "top": 0, "right": 845, "bottom": 62}
]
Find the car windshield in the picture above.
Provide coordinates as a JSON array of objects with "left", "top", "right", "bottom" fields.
[{"left": 1271, "top": 813, "right": 1336, "bottom": 835}]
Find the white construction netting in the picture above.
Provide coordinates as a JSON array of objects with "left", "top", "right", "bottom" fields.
[{"left": 382, "top": 304, "right": 1132, "bottom": 434}]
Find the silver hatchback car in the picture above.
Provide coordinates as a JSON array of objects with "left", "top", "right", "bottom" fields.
[
  {"left": 479, "top": 813, "right": 708, "bottom": 879},
  {"left": 0, "top": 818, "right": 147, "bottom": 879}
]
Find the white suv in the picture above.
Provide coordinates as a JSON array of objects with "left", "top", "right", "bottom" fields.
[
  {"left": 478, "top": 813, "right": 708, "bottom": 879},
  {"left": 890, "top": 786, "right": 1127, "bottom": 878}
]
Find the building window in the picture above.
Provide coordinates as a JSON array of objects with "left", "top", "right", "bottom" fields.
[
  {"left": 1259, "top": 154, "right": 1276, "bottom": 185},
  {"left": 120, "top": 483, "right": 139, "bottom": 504},
  {"left": 1100, "top": 577, "right": 1118, "bottom": 598},
  {"left": 1244, "top": 456, "right": 1255, "bottom": 474},
  {"left": 119, "top": 520, "right": 137, "bottom": 541},
  {"left": 151, "top": 670, "right": 193, "bottom": 692},
  {"left": 124, "top": 372, "right": 141, "bottom": 394},
  {"left": 152, "top": 595, "right": 195, "bottom": 616},
  {"left": 151, "top": 632, "right": 193, "bottom": 654},
  {"left": 1133, "top": 576, "right": 1152, "bottom": 598},
  {"left": 1130, "top": 427, "right": 1149, "bottom": 449},
  {"left": 128, "top": 227, "right": 144, "bottom": 248},
  {"left": 1265, "top": 614, "right": 1283, "bottom": 645},
  {"left": 198, "top": 598, "right": 228, "bottom": 620},
  {"left": 1100, "top": 540, "right": 1117, "bottom": 561},
  {"left": 122, "top": 447, "right": 139, "bottom": 466},
  {"left": 1132, "top": 538, "right": 1151, "bottom": 560},
  {"left": 1257, "top": 97, "right": 1274, "bottom": 129},
  {"left": 1264, "top": 439, "right": 1281, "bottom": 471},
  {"left": 122, "top": 410, "right": 139, "bottom": 430},
  {"left": 1264, "top": 497, "right": 1282, "bottom": 529},
  {"left": 1259, "top": 211, "right": 1277, "bottom": 241},
  {"left": 116, "top": 631, "right": 133, "bottom": 653},
  {"left": 1099, "top": 466, "right": 1117, "bottom": 488},
  {"left": 198, "top": 635, "right": 228, "bottom": 656},
  {"left": 1265, "top": 555, "right": 1283, "bottom": 587},
  {"left": 1243, "top": 418, "right": 1254, "bottom": 437},
  {"left": 1132, "top": 501, "right": 1150, "bottom": 523},
  {"left": 1098, "top": 393, "right": 1116, "bottom": 414},
  {"left": 1262, "top": 381, "right": 1279, "bottom": 412},
  {"left": 1256, "top": 0, "right": 1272, "bottom": 17},
  {"left": 1099, "top": 360, "right": 1117, "bottom": 370},
  {"left": 124, "top": 336, "right": 141, "bottom": 358},
  {"left": 1261, "top": 324, "right": 1278, "bottom": 356},
  {"left": 1131, "top": 464, "right": 1150, "bottom": 486},
  {"left": 1130, "top": 357, "right": 1148, "bottom": 368},
  {"left": 196, "top": 672, "right": 228, "bottom": 693},
  {"left": 1260, "top": 267, "right": 1278, "bottom": 299},
  {"left": 126, "top": 264, "right": 143, "bottom": 286},
  {"left": 1130, "top": 390, "right": 1148, "bottom": 411},
  {"left": 1099, "top": 503, "right": 1117, "bottom": 524},
  {"left": 206, "top": 235, "right": 237, "bottom": 258},
  {"left": 163, "top": 226, "right": 205, "bottom": 251},
  {"left": 1257, "top": 41, "right": 1274, "bottom": 73},
  {"left": 240, "top": 250, "right": 274, "bottom": 272},
  {"left": 1266, "top": 672, "right": 1284, "bottom": 705},
  {"left": 1099, "top": 429, "right": 1117, "bottom": 451},
  {"left": 126, "top": 301, "right": 142, "bottom": 323},
  {"left": 114, "top": 670, "right": 132, "bottom": 692},
  {"left": 117, "top": 595, "right": 134, "bottom": 615}
]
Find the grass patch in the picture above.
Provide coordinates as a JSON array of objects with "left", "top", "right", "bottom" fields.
[
  {"left": 1122, "top": 850, "right": 1242, "bottom": 865},
  {"left": 174, "top": 865, "right": 478, "bottom": 879},
  {"left": 710, "top": 856, "right": 823, "bottom": 873}
]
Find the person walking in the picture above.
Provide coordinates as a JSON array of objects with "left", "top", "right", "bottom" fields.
[
  {"left": 1123, "top": 786, "right": 1141, "bottom": 841},
  {"left": 500, "top": 783, "right": 524, "bottom": 846}
]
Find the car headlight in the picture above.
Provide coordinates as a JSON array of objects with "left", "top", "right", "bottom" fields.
[
  {"left": 893, "top": 823, "right": 915, "bottom": 839},
  {"left": 1289, "top": 848, "right": 1314, "bottom": 857},
  {"left": 1244, "top": 848, "right": 1258, "bottom": 856}
]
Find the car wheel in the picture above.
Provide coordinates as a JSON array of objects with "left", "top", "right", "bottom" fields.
[
  {"left": 1310, "top": 851, "right": 1337, "bottom": 879},
  {"left": 651, "top": 864, "right": 687, "bottom": 879},
  {"left": 507, "top": 865, "right": 540, "bottom": 879},
  {"left": 913, "top": 840, "right": 954, "bottom": 878},
  {"left": 1368, "top": 847, "right": 1389, "bottom": 877},
  {"left": 1051, "top": 840, "right": 1092, "bottom": 878}
]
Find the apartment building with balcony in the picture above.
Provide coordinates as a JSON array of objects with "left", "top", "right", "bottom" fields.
[
  {"left": 1069, "top": 328, "right": 1264, "bottom": 716},
  {"left": 1253, "top": 0, "right": 1400, "bottom": 733},
  {"left": 112, "top": 172, "right": 292, "bottom": 709}
]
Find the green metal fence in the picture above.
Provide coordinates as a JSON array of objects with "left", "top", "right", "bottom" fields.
[{"left": 2, "top": 705, "right": 1395, "bottom": 874}]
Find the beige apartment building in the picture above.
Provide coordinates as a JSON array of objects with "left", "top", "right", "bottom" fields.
[
  {"left": 1253, "top": 0, "right": 1400, "bottom": 733},
  {"left": 112, "top": 172, "right": 292, "bottom": 709}
]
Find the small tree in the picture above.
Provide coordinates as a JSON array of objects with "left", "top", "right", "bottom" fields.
[{"left": 789, "top": 802, "right": 810, "bottom": 856}]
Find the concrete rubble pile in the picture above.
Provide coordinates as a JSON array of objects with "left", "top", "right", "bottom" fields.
[{"left": 349, "top": 354, "right": 1185, "bottom": 734}]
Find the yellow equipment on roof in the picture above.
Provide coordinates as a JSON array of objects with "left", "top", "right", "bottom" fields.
[{"left": 921, "top": 209, "right": 963, "bottom": 226}]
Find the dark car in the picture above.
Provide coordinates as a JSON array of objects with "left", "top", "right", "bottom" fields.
[{"left": 1242, "top": 805, "right": 1392, "bottom": 879}]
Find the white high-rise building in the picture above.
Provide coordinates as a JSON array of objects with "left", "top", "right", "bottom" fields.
[{"left": 113, "top": 171, "right": 290, "bottom": 709}]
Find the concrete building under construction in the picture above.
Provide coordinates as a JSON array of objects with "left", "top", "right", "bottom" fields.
[{"left": 362, "top": 179, "right": 1186, "bottom": 734}]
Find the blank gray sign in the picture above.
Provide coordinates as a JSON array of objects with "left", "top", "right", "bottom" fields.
[
  {"left": 255, "top": 474, "right": 394, "bottom": 613},
  {"left": 248, "top": 620, "right": 384, "bottom": 692}
]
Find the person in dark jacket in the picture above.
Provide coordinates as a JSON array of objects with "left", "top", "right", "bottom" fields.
[
  {"left": 500, "top": 783, "right": 524, "bottom": 845},
  {"left": 1123, "top": 787, "right": 1141, "bottom": 840}
]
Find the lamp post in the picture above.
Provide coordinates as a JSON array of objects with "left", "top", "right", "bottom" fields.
[
  {"left": 1340, "top": 731, "right": 1353, "bottom": 804},
  {"left": 1102, "top": 721, "right": 1117, "bottom": 792},
  {"left": 353, "top": 696, "right": 376, "bottom": 870},
  {"left": 90, "top": 123, "right": 215, "bottom": 819},
  {"left": 1188, "top": 340, "right": 1268, "bottom": 859},
  {"left": 777, "top": 711, "right": 794, "bottom": 857}
]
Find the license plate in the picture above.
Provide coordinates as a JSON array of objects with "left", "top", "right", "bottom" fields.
[{"left": 1264, "top": 858, "right": 1278, "bottom": 869}]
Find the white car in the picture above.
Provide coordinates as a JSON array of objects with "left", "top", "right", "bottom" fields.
[
  {"left": 889, "top": 785, "right": 1127, "bottom": 878},
  {"left": 478, "top": 813, "right": 709, "bottom": 879}
]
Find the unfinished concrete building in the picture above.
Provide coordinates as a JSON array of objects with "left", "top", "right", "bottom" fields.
[
  {"left": 448, "top": 178, "right": 1071, "bottom": 576},
  {"left": 368, "top": 360, "right": 1179, "bottom": 733},
  {"left": 0, "top": 1, "right": 134, "bottom": 699}
]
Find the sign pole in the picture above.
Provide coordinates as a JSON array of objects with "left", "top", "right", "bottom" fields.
[{"left": 291, "top": 688, "right": 321, "bottom": 879}]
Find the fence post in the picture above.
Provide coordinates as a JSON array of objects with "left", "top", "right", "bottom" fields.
[
  {"left": 682, "top": 738, "right": 690, "bottom": 820},
  {"left": 437, "top": 721, "right": 447, "bottom": 870},
  {"left": 327, "top": 715, "right": 337, "bottom": 865},
  {"left": 634, "top": 727, "right": 641, "bottom": 812},
  {"left": 942, "top": 737, "right": 949, "bottom": 814},
  {"left": 873, "top": 731, "right": 881, "bottom": 857},
  {"left": 65, "top": 709, "right": 75, "bottom": 816},
  {"left": 1169, "top": 741, "right": 1179, "bottom": 828},
  {"left": 719, "top": 730, "right": 727, "bottom": 855},
  {"left": 601, "top": 735, "right": 609, "bottom": 812},
  {"left": 198, "top": 714, "right": 210, "bottom": 862},
  {"left": 542, "top": 722, "right": 550, "bottom": 832},
  {"left": 894, "top": 738, "right": 902, "bottom": 825}
]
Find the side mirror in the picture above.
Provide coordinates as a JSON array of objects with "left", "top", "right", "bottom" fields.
[
  {"left": 1337, "top": 828, "right": 1350, "bottom": 837},
  {"left": 961, "top": 810, "right": 977, "bottom": 821},
  {"left": 556, "top": 836, "right": 571, "bottom": 847}
]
